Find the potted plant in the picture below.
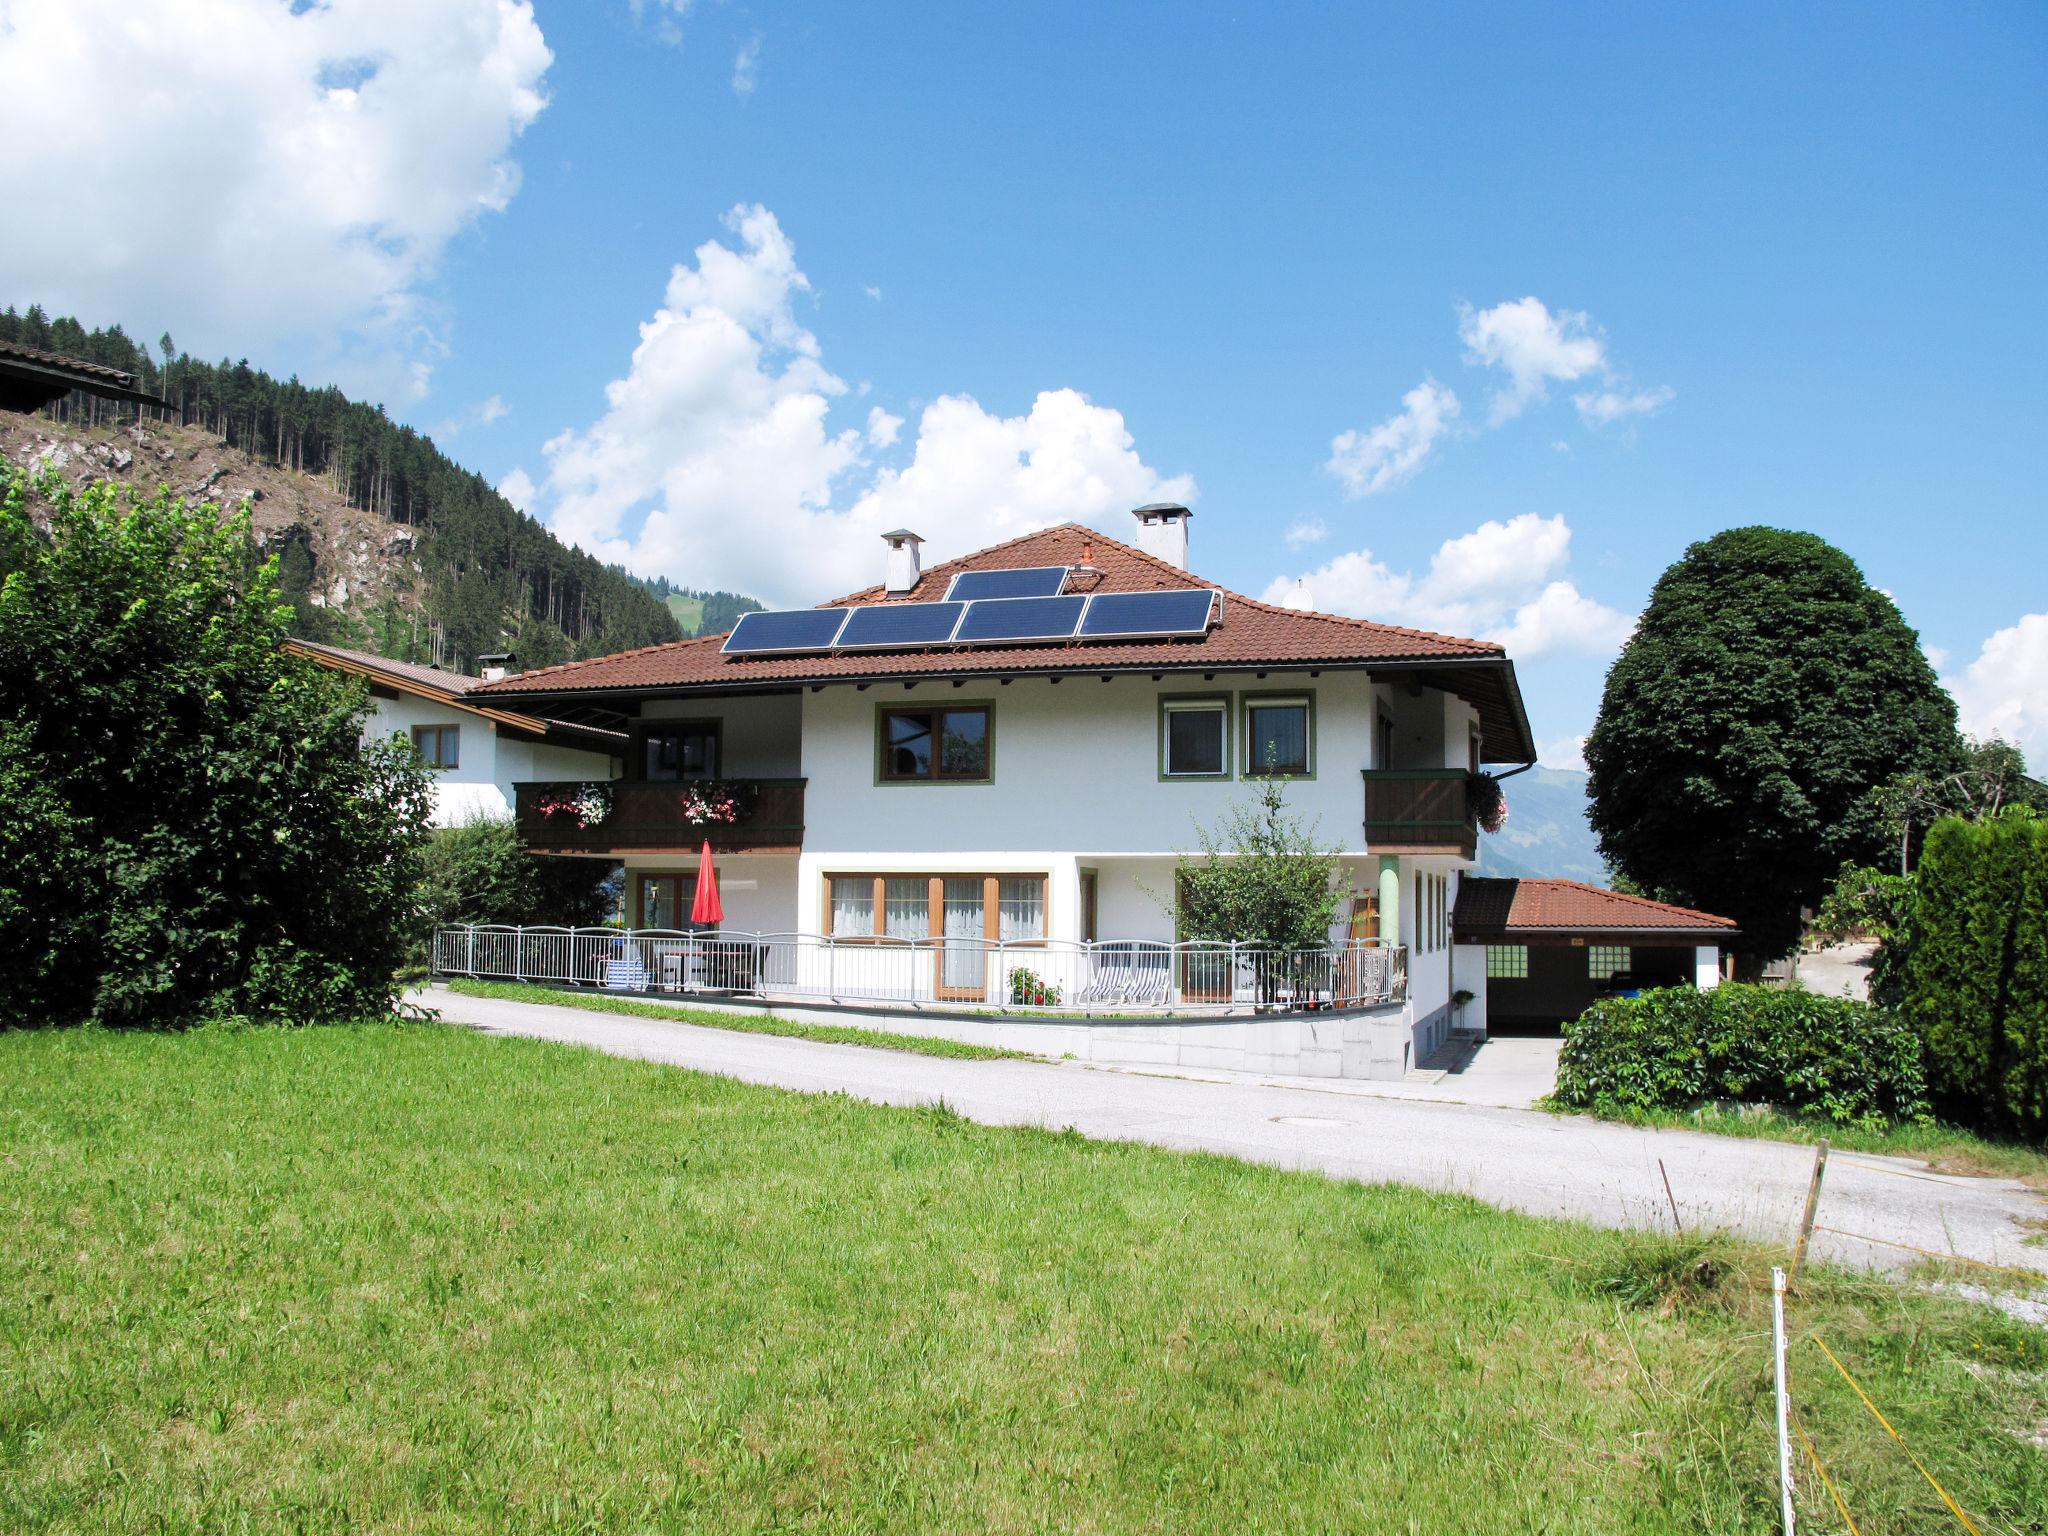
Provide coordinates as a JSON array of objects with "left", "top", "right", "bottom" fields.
[{"left": 1469, "top": 772, "right": 1509, "bottom": 835}]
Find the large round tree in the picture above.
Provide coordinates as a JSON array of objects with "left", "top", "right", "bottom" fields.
[{"left": 1586, "top": 526, "right": 1958, "bottom": 963}]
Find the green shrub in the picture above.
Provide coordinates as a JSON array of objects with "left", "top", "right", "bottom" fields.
[
  {"left": 416, "top": 817, "right": 617, "bottom": 939},
  {"left": 1553, "top": 983, "right": 1929, "bottom": 1130},
  {"left": 0, "top": 464, "right": 433, "bottom": 1028},
  {"left": 1897, "top": 813, "right": 2048, "bottom": 1143}
]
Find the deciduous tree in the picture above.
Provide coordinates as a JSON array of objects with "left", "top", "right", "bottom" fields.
[{"left": 1585, "top": 527, "right": 1957, "bottom": 963}]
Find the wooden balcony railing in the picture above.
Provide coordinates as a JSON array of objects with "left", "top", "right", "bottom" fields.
[
  {"left": 514, "top": 779, "right": 806, "bottom": 855},
  {"left": 1361, "top": 769, "right": 1476, "bottom": 858}
]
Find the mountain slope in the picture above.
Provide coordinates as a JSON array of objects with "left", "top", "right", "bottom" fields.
[
  {"left": 0, "top": 303, "right": 682, "bottom": 674},
  {"left": 1475, "top": 767, "right": 1609, "bottom": 883}
]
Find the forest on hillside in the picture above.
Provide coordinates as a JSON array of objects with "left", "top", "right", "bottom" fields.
[{"left": 0, "top": 303, "right": 695, "bottom": 672}]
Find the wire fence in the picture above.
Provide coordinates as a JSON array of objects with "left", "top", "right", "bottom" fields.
[{"left": 430, "top": 926, "right": 1408, "bottom": 1015}]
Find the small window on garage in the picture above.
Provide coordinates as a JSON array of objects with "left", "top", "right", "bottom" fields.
[
  {"left": 1486, "top": 944, "right": 1528, "bottom": 979},
  {"left": 1587, "top": 944, "right": 1632, "bottom": 980}
]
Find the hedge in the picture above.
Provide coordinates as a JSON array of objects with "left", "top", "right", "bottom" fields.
[
  {"left": 1552, "top": 983, "right": 1930, "bottom": 1130},
  {"left": 1897, "top": 814, "right": 2048, "bottom": 1143}
]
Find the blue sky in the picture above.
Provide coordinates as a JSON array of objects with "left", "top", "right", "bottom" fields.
[{"left": 3, "top": 1, "right": 2044, "bottom": 765}]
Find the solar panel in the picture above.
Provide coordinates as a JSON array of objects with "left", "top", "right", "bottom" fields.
[
  {"left": 834, "top": 601, "right": 966, "bottom": 650},
  {"left": 721, "top": 608, "right": 851, "bottom": 655},
  {"left": 1077, "top": 588, "right": 1216, "bottom": 640},
  {"left": 944, "top": 566, "right": 1070, "bottom": 602},
  {"left": 953, "top": 594, "right": 1088, "bottom": 645}
]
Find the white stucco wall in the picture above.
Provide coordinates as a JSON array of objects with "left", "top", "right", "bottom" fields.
[
  {"left": 1450, "top": 943, "right": 1489, "bottom": 1038},
  {"left": 363, "top": 693, "right": 616, "bottom": 827},
  {"left": 1695, "top": 946, "right": 1724, "bottom": 990},
  {"left": 642, "top": 692, "right": 802, "bottom": 778},
  {"left": 798, "top": 671, "right": 1382, "bottom": 858}
]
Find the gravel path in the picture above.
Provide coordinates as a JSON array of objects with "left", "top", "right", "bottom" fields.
[{"left": 417, "top": 985, "right": 2045, "bottom": 1277}]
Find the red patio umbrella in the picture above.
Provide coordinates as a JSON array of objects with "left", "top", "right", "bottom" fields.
[{"left": 690, "top": 839, "right": 725, "bottom": 926}]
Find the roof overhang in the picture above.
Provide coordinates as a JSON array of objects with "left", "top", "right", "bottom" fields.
[
  {"left": 0, "top": 353, "right": 171, "bottom": 414},
  {"left": 476, "top": 653, "right": 1536, "bottom": 764},
  {"left": 285, "top": 641, "right": 626, "bottom": 752}
]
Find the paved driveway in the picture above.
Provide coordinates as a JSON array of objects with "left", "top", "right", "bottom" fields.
[{"left": 418, "top": 986, "right": 2044, "bottom": 1278}]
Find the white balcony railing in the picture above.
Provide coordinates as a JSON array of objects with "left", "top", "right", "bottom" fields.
[{"left": 431, "top": 928, "right": 1408, "bottom": 1016}]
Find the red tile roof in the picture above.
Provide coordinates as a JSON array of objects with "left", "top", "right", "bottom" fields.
[
  {"left": 476, "top": 522, "right": 1505, "bottom": 696},
  {"left": 1455, "top": 878, "right": 1737, "bottom": 936}
]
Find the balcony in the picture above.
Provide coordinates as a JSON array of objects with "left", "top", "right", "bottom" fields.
[
  {"left": 1361, "top": 769, "right": 1477, "bottom": 858},
  {"left": 514, "top": 779, "right": 806, "bottom": 856}
]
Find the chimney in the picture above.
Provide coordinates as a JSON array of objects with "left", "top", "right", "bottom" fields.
[
  {"left": 1131, "top": 503, "right": 1192, "bottom": 570},
  {"left": 477, "top": 651, "right": 515, "bottom": 683},
  {"left": 881, "top": 528, "right": 924, "bottom": 595}
]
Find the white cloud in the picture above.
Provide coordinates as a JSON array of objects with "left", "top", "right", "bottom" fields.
[
  {"left": 731, "top": 33, "right": 761, "bottom": 98},
  {"left": 1260, "top": 512, "right": 1634, "bottom": 660},
  {"left": 1325, "top": 379, "right": 1460, "bottom": 499},
  {"left": 1318, "top": 297, "right": 1671, "bottom": 495},
  {"left": 628, "top": 0, "right": 691, "bottom": 48},
  {"left": 0, "top": 0, "right": 552, "bottom": 400},
  {"left": 1487, "top": 580, "right": 1637, "bottom": 658},
  {"left": 527, "top": 205, "right": 1192, "bottom": 606},
  {"left": 1575, "top": 385, "right": 1676, "bottom": 427},
  {"left": 479, "top": 395, "right": 510, "bottom": 425},
  {"left": 1538, "top": 735, "right": 1589, "bottom": 773},
  {"left": 865, "top": 406, "right": 902, "bottom": 447},
  {"left": 1283, "top": 517, "right": 1328, "bottom": 548},
  {"left": 497, "top": 466, "right": 537, "bottom": 512},
  {"left": 864, "top": 285, "right": 884, "bottom": 302},
  {"left": 1945, "top": 613, "right": 2048, "bottom": 771},
  {"left": 1458, "top": 297, "right": 1606, "bottom": 424}
]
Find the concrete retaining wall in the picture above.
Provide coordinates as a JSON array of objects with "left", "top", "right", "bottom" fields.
[{"left": 525, "top": 985, "right": 1432, "bottom": 1081}]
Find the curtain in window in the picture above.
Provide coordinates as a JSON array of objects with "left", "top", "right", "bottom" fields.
[
  {"left": 884, "top": 878, "right": 928, "bottom": 939},
  {"left": 997, "top": 878, "right": 1044, "bottom": 941},
  {"left": 1246, "top": 703, "right": 1308, "bottom": 775},
  {"left": 942, "top": 878, "right": 985, "bottom": 990},
  {"left": 831, "top": 877, "right": 874, "bottom": 936}
]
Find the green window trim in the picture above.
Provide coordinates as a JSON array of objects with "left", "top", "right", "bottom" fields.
[
  {"left": 1239, "top": 689, "right": 1316, "bottom": 780},
  {"left": 873, "top": 698, "right": 996, "bottom": 785},
  {"left": 1157, "top": 692, "right": 1233, "bottom": 780}
]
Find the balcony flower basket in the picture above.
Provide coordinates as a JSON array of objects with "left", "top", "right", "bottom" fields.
[
  {"left": 679, "top": 780, "right": 756, "bottom": 827},
  {"left": 535, "top": 782, "right": 612, "bottom": 829},
  {"left": 1471, "top": 771, "right": 1509, "bottom": 835}
]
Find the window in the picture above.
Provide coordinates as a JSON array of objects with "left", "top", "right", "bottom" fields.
[
  {"left": 1160, "top": 697, "right": 1229, "bottom": 778},
  {"left": 1588, "top": 944, "right": 1631, "bottom": 980},
  {"left": 1487, "top": 944, "right": 1528, "bottom": 978},
  {"left": 830, "top": 877, "right": 875, "bottom": 935},
  {"left": 884, "top": 877, "right": 928, "bottom": 938},
  {"left": 642, "top": 721, "right": 719, "bottom": 781},
  {"left": 411, "top": 724, "right": 459, "bottom": 769},
  {"left": 1243, "top": 696, "right": 1312, "bottom": 777},
  {"left": 879, "top": 706, "right": 991, "bottom": 782},
  {"left": 640, "top": 874, "right": 704, "bottom": 930},
  {"left": 824, "top": 873, "right": 1046, "bottom": 944}
]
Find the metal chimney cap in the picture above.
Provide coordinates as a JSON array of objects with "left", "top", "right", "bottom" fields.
[
  {"left": 879, "top": 528, "right": 925, "bottom": 544},
  {"left": 1131, "top": 503, "right": 1191, "bottom": 519}
]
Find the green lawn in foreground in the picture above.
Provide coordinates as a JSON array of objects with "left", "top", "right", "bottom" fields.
[
  {"left": 3, "top": 1024, "right": 2043, "bottom": 1534},
  {"left": 442, "top": 977, "right": 1033, "bottom": 1060}
]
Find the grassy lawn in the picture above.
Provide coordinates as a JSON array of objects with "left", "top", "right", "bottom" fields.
[
  {"left": 440, "top": 977, "right": 1034, "bottom": 1061},
  {"left": 1544, "top": 1099, "right": 2048, "bottom": 1188},
  {"left": 4, "top": 1024, "right": 2044, "bottom": 1533}
]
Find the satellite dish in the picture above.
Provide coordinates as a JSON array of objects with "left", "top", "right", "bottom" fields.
[{"left": 1281, "top": 580, "right": 1315, "bottom": 612}]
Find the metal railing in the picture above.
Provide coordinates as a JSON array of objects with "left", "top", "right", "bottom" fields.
[{"left": 431, "top": 928, "right": 1408, "bottom": 1015}]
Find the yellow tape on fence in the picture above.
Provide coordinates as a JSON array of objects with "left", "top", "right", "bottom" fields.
[
  {"left": 1792, "top": 1417, "right": 1863, "bottom": 1536},
  {"left": 1809, "top": 1334, "right": 1983, "bottom": 1535}
]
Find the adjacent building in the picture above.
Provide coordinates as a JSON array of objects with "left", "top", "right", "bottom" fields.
[{"left": 287, "top": 640, "right": 623, "bottom": 827}]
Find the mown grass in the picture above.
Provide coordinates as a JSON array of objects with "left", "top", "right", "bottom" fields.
[
  {"left": 442, "top": 977, "right": 1034, "bottom": 1061},
  {"left": 3, "top": 1023, "right": 2043, "bottom": 1533},
  {"left": 1545, "top": 1098, "right": 2048, "bottom": 1186}
]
